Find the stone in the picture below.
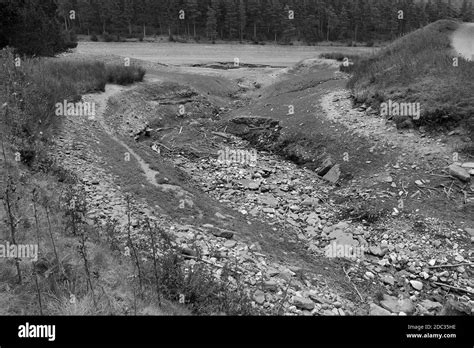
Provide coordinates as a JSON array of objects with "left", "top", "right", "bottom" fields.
[
  {"left": 369, "top": 245, "right": 386, "bottom": 257},
  {"left": 365, "top": 271, "right": 375, "bottom": 279},
  {"left": 260, "top": 194, "right": 279, "bottom": 207},
  {"left": 381, "top": 275, "right": 395, "bottom": 286},
  {"left": 316, "top": 157, "right": 334, "bottom": 177},
  {"left": 461, "top": 162, "right": 474, "bottom": 169},
  {"left": 263, "top": 280, "right": 278, "bottom": 292},
  {"left": 207, "top": 227, "right": 234, "bottom": 239},
  {"left": 223, "top": 240, "right": 237, "bottom": 248},
  {"left": 464, "top": 228, "right": 474, "bottom": 237},
  {"left": 380, "top": 294, "right": 415, "bottom": 314},
  {"left": 449, "top": 165, "right": 470, "bottom": 182},
  {"left": 323, "top": 164, "right": 341, "bottom": 184},
  {"left": 292, "top": 296, "right": 315, "bottom": 310},
  {"left": 253, "top": 290, "right": 265, "bottom": 304},
  {"left": 302, "top": 197, "right": 319, "bottom": 207},
  {"left": 369, "top": 303, "right": 391, "bottom": 316},
  {"left": 410, "top": 280, "right": 423, "bottom": 291},
  {"left": 420, "top": 299, "right": 443, "bottom": 312}
]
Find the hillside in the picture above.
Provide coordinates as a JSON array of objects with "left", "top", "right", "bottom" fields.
[{"left": 347, "top": 20, "right": 474, "bottom": 147}]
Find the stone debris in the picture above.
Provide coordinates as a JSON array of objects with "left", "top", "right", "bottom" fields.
[{"left": 449, "top": 164, "right": 471, "bottom": 182}]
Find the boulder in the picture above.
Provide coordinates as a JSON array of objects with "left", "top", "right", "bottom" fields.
[{"left": 449, "top": 165, "right": 470, "bottom": 182}]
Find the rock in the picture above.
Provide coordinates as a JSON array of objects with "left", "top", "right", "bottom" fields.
[
  {"left": 465, "top": 228, "right": 474, "bottom": 237},
  {"left": 253, "top": 290, "right": 265, "bottom": 304},
  {"left": 369, "top": 245, "right": 386, "bottom": 257},
  {"left": 369, "top": 303, "right": 391, "bottom": 316},
  {"left": 301, "top": 197, "right": 319, "bottom": 207},
  {"left": 215, "top": 212, "right": 227, "bottom": 219},
  {"left": 410, "top": 280, "right": 423, "bottom": 291},
  {"left": 209, "top": 228, "right": 234, "bottom": 239},
  {"left": 381, "top": 274, "right": 395, "bottom": 286},
  {"left": 420, "top": 299, "right": 443, "bottom": 312},
  {"left": 263, "top": 280, "right": 278, "bottom": 292},
  {"left": 181, "top": 247, "right": 197, "bottom": 257},
  {"left": 323, "top": 164, "right": 341, "bottom": 184},
  {"left": 260, "top": 194, "right": 279, "bottom": 207},
  {"left": 449, "top": 165, "right": 470, "bottom": 182},
  {"left": 292, "top": 296, "right": 315, "bottom": 310},
  {"left": 223, "top": 240, "right": 237, "bottom": 248},
  {"left": 266, "top": 268, "right": 280, "bottom": 277},
  {"left": 316, "top": 157, "right": 334, "bottom": 177},
  {"left": 308, "top": 293, "right": 329, "bottom": 304},
  {"left": 380, "top": 294, "right": 415, "bottom": 314},
  {"left": 461, "top": 162, "right": 474, "bottom": 169}
]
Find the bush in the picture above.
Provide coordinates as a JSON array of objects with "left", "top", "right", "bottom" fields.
[
  {"left": 106, "top": 65, "right": 146, "bottom": 85},
  {"left": 102, "top": 33, "right": 114, "bottom": 42}
]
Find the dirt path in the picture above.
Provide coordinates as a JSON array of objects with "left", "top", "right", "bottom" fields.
[
  {"left": 452, "top": 22, "right": 474, "bottom": 60},
  {"left": 87, "top": 84, "right": 160, "bottom": 187}
]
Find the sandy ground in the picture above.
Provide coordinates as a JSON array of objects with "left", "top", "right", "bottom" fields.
[
  {"left": 76, "top": 41, "right": 373, "bottom": 67},
  {"left": 451, "top": 22, "right": 474, "bottom": 60}
]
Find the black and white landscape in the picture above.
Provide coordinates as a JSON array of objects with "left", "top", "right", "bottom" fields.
[{"left": 0, "top": 0, "right": 473, "bottom": 324}]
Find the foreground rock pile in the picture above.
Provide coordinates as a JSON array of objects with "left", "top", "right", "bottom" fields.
[{"left": 51, "top": 85, "right": 473, "bottom": 316}]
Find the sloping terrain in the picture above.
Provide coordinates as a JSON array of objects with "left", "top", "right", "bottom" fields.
[{"left": 48, "top": 36, "right": 473, "bottom": 316}]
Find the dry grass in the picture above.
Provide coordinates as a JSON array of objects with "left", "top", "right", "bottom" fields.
[{"left": 346, "top": 20, "right": 474, "bottom": 138}]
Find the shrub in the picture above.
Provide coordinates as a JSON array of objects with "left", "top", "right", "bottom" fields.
[
  {"left": 102, "top": 33, "right": 114, "bottom": 42},
  {"left": 106, "top": 65, "right": 146, "bottom": 85}
]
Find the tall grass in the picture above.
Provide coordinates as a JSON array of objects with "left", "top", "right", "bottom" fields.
[
  {"left": 346, "top": 20, "right": 474, "bottom": 137},
  {"left": 0, "top": 48, "right": 146, "bottom": 167}
]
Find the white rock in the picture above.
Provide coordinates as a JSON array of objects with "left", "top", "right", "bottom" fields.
[{"left": 410, "top": 280, "right": 423, "bottom": 291}]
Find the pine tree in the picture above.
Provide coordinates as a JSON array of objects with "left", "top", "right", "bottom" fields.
[
  {"left": 239, "top": 0, "right": 246, "bottom": 42},
  {"left": 206, "top": 5, "right": 218, "bottom": 41},
  {"left": 224, "top": 0, "right": 239, "bottom": 39},
  {"left": 185, "top": 0, "right": 201, "bottom": 38}
]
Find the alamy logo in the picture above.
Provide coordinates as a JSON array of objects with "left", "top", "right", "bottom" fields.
[
  {"left": 380, "top": 99, "right": 420, "bottom": 120},
  {"left": 18, "top": 323, "right": 55, "bottom": 341},
  {"left": 0, "top": 242, "right": 38, "bottom": 261},
  {"left": 217, "top": 147, "right": 257, "bottom": 166},
  {"left": 324, "top": 241, "right": 365, "bottom": 259},
  {"left": 55, "top": 100, "right": 96, "bottom": 119}
]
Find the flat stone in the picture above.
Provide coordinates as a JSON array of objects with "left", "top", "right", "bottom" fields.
[
  {"left": 260, "top": 194, "right": 279, "bottom": 207},
  {"left": 420, "top": 299, "right": 443, "bottom": 312},
  {"left": 465, "top": 228, "right": 474, "bottom": 237},
  {"left": 323, "top": 164, "right": 341, "bottom": 184},
  {"left": 380, "top": 294, "right": 415, "bottom": 314},
  {"left": 369, "top": 303, "right": 391, "bottom": 316},
  {"left": 449, "top": 165, "right": 470, "bottom": 182},
  {"left": 292, "top": 296, "right": 315, "bottom": 310},
  {"left": 223, "top": 240, "right": 237, "bottom": 248},
  {"left": 461, "top": 162, "right": 474, "bottom": 169}
]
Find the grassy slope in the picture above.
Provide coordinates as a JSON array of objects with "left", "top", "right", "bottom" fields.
[{"left": 346, "top": 20, "right": 474, "bottom": 140}]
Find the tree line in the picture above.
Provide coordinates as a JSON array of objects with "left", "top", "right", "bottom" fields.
[
  {"left": 1, "top": 0, "right": 473, "bottom": 56},
  {"left": 57, "top": 0, "right": 473, "bottom": 43}
]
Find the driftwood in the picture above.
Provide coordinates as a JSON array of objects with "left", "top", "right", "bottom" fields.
[
  {"left": 428, "top": 262, "right": 474, "bottom": 269},
  {"left": 433, "top": 282, "right": 474, "bottom": 295}
]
